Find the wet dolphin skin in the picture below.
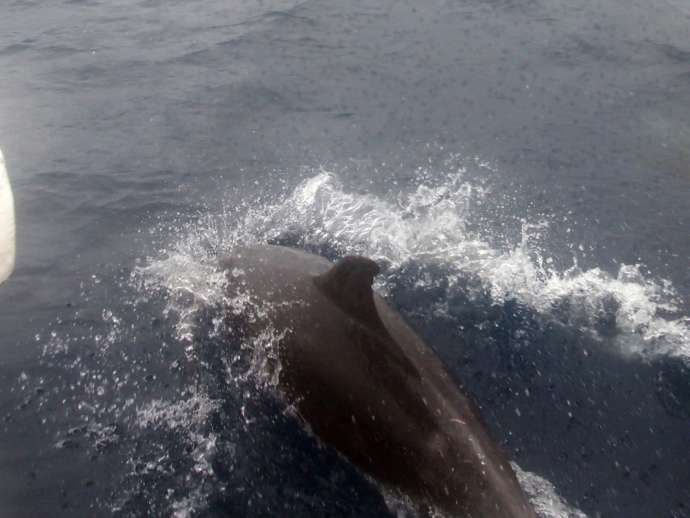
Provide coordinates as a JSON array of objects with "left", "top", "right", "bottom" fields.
[{"left": 222, "top": 245, "right": 536, "bottom": 518}]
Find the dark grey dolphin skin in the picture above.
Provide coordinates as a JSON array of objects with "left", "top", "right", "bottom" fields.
[{"left": 221, "top": 245, "right": 536, "bottom": 518}]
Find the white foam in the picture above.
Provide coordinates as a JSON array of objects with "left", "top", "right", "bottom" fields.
[
  {"left": 132, "top": 389, "right": 220, "bottom": 517},
  {"left": 261, "top": 172, "right": 689, "bottom": 360},
  {"left": 512, "top": 463, "right": 588, "bottom": 518},
  {"left": 135, "top": 389, "right": 218, "bottom": 431},
  {"left": 136, "top": 241, "right": 228, "bottom": 345}
]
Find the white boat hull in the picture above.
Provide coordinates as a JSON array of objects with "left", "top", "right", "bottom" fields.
[{"left": 0, "top": 148, "right": 15, "bottom": 284}]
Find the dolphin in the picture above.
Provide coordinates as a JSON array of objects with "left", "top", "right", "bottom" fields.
[
  {"left": 0, "top": 147, "right": 15, "bottom": 285},
  {"left": 221, "top": 245, "right": 536, "bottom": 518}
]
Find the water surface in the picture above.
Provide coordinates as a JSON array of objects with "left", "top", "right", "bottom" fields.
[{"left": 1, "top": 0, "right": 689, "bottom": 516}]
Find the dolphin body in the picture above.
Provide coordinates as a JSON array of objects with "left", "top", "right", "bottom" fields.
[{"left": 222, "top": 245, "right": 536, "bottom": 518}]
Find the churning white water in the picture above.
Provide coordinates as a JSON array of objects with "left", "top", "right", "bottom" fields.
[{"left": 142, "top": 169, "right": 688, "bottom": 364}]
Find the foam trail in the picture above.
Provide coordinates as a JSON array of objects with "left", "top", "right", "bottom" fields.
[{"left": 0, "top": 147, "right": 15, "bottom": 284}]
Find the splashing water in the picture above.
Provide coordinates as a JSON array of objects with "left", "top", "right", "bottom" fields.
[
  {"left": 143, "top": 169, "right": 688, "bottom": 363},
  {"left": 512, "top": 464, "right": 588, "bottom": 518}
]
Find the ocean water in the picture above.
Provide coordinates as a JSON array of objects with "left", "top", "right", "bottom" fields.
[{"left": 1, "top": 0, "right": 689, "bottom": 517}]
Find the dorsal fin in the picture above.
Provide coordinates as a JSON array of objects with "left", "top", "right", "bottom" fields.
[{"left": 313, "top": 256, "right": 381, "bottom": 323}]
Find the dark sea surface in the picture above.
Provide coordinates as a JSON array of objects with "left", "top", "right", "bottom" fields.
[{"left": 1, "top": 0, "right": 689, "bottom": 516}]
